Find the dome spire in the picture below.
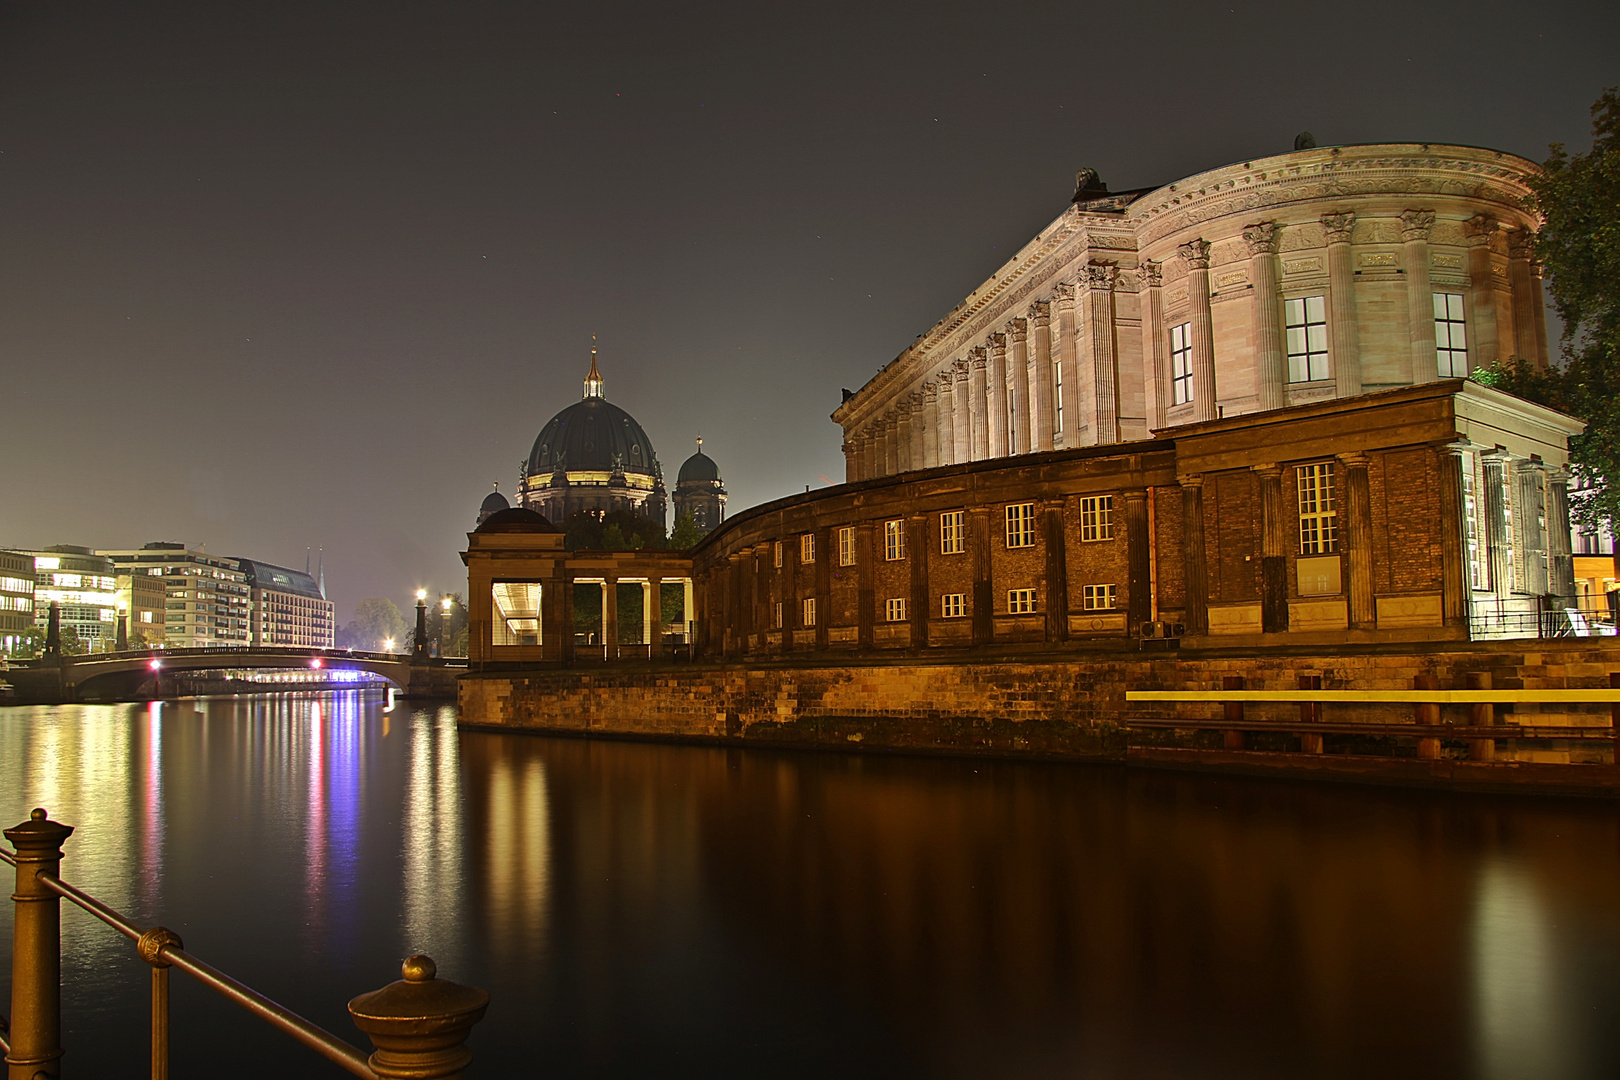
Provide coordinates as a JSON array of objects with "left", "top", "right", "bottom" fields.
[{"left": 583, "top": 335, "right": 604, "bottom": 399}]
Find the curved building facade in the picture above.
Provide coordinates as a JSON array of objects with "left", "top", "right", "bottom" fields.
[
  {"left": 519, "top": 347, "right": 668, "bottom": 526},
  {"left": 833, "top": 143, "right": 1548, "bottom": 481}
]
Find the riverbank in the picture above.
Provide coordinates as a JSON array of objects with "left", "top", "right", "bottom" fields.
[{"left": 458, "top": 637, "right": 1620, "bottom": 796}]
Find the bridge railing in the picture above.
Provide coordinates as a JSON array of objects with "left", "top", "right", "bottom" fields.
[{"left": 1, "top": 809, "right": 488, "bottom": 1079}]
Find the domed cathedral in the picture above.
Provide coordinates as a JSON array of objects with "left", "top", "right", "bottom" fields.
[
  {"left": 518, "top": 343, "right": 668, "bottom": 527},
  {"left": 673, "top": 437, "right": 727, "bottom": 534}
]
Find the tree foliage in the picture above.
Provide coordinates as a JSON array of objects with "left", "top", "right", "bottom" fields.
[
  {"left": 1476, "top": 88, "right": 1620, "bottom": 534},
  {"left": 561, "top": 509, "right": 666, "bottom": 552},
  {"left": 339, "top": 597, "right": 407, "bottom": 652},
  {"left": 668, "top": 510, "right": 704, "bottom": 551}
]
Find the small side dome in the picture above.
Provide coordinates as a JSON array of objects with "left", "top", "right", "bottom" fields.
[
  {"left": 480, "top": 490, "right": 510, "bottom": 514},
  {"left": 475, "top": 506, "right": 560, "bottom": 533},
  {"left": 678, "top": 449, "right": 721, "bottom": 485}
]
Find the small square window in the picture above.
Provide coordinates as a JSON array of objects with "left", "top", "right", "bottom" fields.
[
  {"left": 1079, "top": 496, "right": 1113, "bottom": 542},
  {"left": 941, "top": 593, "right": 966, "bottom": 618},
  {"left": 1082, "top": 584, "right": 1116, "bottom": 610},
  {"left": 1007, "top": 588, "right": 1037, "bottom": 614},
  {"left": 1005, "top": 503, "right": 1037, "bottom": 548},
  {"left": 886, "top": 597, "right": 907, "bottom": 622}
]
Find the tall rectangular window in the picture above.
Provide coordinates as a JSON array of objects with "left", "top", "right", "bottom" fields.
[
  {"left": 1082, "top": 584, "right": 1117, "bottom": 610},
  {"left": 940, "top": 511, "right": 966, "bottom": 555},
  {"left": 838, "top": 526, "right": 855, "bottom": 566},
  {"left": 490, "top": 581, "right": 541, "bottom": 646},
  {"left": 773, "top": 601, "right": 783, "bottom": 628},
  {"left": 800, "top": 532, "right": 815, "bottom": 563},
  {"left": 1170, "top": 322, "right": 1194, "bottom": 405},
  {"left": 1435, "top": 293, "right": 1469, "bottom": 377},
  {"left": 1007, "top": 588, "right": 1037, "bottom": 614},
  {"left": 1461, "top": 451, "right": 1485, "bottom": 589},
  {"left": 1005, "top": 503, "right": 1037, "bottom": 548},
  {"left": 802, "top": 597, "right": 817, "bottom": 627},
  {"left": 884, "top": 519, "right": 906, "bottom": 561},
  {"left": 1007, "top": 391, "right": 1017, "bottom": 453},
  {"left": 941, "top": 593, "right": 966, "bottom": 618},
  {"left": 1079, "top": 495, "right": 1114, "bottom": 542},
  {"left": 1297, "top": 463, "right": 1338, "bottom": 554},
  {"left": 1053, "top": 361, "right": 1064, "bottom": 435},
  {"left": 1285, "top": 295, "right": 1329, "bottom": 382},
  {"left": 774, "top": 541, "right": 783, "bottom": 569},
  {"left": 886, "top": 597, "right": 907, "bottom": 622}
]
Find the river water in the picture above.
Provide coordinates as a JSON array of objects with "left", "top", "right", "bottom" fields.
[{"left": 0, "top": 691, "right": 1617, "bottom": 1079}]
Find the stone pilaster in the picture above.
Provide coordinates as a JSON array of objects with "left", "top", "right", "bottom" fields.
[
  {"left": 1053, "top": 282, "right": 1077, "bottom": 445},
  {"left": 1463, "top": 214, "right": 1500, "bottom": 372},
  {"left": 895, "top": 400, "right": 914, "bottom": 473},
  {"left": 969, "top": 348, "right": 990, "bottom": 461},
  {"left": 882, "top": 411, "right": 899, "bottom": 476},
  {"left": 1179, "top": 474, "right": 1208, "bottom": 634},
  {"left": 1008, "top": 317, "right": 1031, "bottom": 454},
  {"left": 1514, "top": 459, "right": 1549, "bottom": 595},
  {"left": 1244, "top": 222, "right": 1287, "bottom": 411},
  {"left": 1138, "top": 261, "right": 1166, "bottom": 429},
  {"left": 908, "top": 391, "right": 927, "bottom": 471},
  {"left": 1338, "top": 452, "right": 1376, "bottom": 629},
  {"left": 936, "top": 371, "right": 956, "bottom": 466},
  {"left": 970, "top": 506, "right": 994, "bottom": 646},
  {"left": 1029, "top": 301, "right": 1054, "bottom": 452},
  {"left": 987, "top": 332, "right": 1009, "bottom": 458},
  {"left": 1547, "top": 467, "right": 1575, "bottom": 601},
  {"left": 1402, "top": 210, "right": 1438, "bottom": 384},
  {"left": 1043, "top": 499, "right": 1068, "bottom": 642},
  {"left": 841, "top": 440, "right": 855, "bottom": 484},
  {"left": 1481, "top": 451, "right": 1511, "bottom": 596},
  {"left": 856, "top": 523, "right": 875, "bottom": 651},
  {"left": 1322, "top": 212, "right": 1362, "bottom": 398},
  {"left": 1254, "top": 464, "right": 1288, "bottom": 632},
  {"left": 1507, "top": 230, "right": 1542, "bottom": 368},
  {"left": 1437, "top": 444, "right": 1470, "bottom": 628},
  {"left": 908, "top": 513, "right": 929, "bottom": 648},
  {"left": 1122, "top": 489, "right": 1150, "bottom": 633},
  {"left": 1179, "top": 240, "right": 1217, "bottom": 423},
  {"left": 1085, "top": 262, "right": 1120, "bottom": 444},
  {"left": 953, "top": 360, "right": 973, "bottom": 463}
]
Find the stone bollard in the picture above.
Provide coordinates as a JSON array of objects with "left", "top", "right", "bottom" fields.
[
  {"left": 349, "top": 955, "right": 489, "bottom": 1079},
  {"left": 1414, "top": 675, "right": 1442, "bottom": 760},
  {"left": 1467, "top": 671, "right": 1495, "bottom": 762},
  {"left": 6, "top": 808, "right": 74, "bottom": 1080},
  {"left": 1610, "top": 672, "right": 1619, "bottom": 767},
  {"left": 1221, "top": 675, "right": 1245, "bottom": 751}
]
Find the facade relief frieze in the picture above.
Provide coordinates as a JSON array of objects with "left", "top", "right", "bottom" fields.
[{"left": 1277, "top": 223, "right": 1324, "bottom": 251}]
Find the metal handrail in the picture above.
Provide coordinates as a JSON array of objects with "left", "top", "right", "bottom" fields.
[{"left": 0, "top": 846, "right": 373, "bottom": 1078}]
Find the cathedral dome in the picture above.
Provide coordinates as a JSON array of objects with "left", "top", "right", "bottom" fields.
[
  {"left": 476, "top": 506, "right": 559, "bottom": 533},
  {"left": 677, "top": 448, "right": 721, "bottom": 485},
  {"left": 480, "top": 490, "right": 510, "bottom": 515},
  {"left": 527, "top": 397, "right": 659, "bottom": 478}
]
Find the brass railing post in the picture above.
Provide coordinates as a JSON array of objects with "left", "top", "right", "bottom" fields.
[
  {"left": 5, "top": 808, "right": 74, "bottom": 1080},
  {"left": 138, "top": 927, "right": 183, "bottom": 1080},
  {"left": 348, "top": 955, "right": 489, "bottom": 1079}
]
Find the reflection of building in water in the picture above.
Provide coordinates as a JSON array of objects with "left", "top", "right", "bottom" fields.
[{"left": 402, "top": 705, "right": 470, "bottom": 964}]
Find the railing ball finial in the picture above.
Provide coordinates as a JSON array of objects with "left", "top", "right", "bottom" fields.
[{"left": 348, "top": 954, "right": 489, "bottom": 1080}]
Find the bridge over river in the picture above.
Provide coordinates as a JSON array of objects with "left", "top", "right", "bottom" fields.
[{"left": 2, "top": 646, "right": 463, "bottom": 704}]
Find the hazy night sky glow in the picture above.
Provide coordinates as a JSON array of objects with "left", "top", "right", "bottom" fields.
[{"left": 1, "top": 1, "right": 1615, "bottom": 621}]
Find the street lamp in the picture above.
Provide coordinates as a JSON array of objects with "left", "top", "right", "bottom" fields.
[
  {"left": 384, "top": 637, "right": 396, "bottom": 654},
  {"left": 441, "top": 596, "right": 454, "bottom": 658},
  {"left": 413, "top": 590, "right": 429, "bottom": 660}
]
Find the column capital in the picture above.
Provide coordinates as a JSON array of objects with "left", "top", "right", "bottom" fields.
[
  {"left": 1177, "top": 239, "right": 1212, "bottom": 269},
  {"left": 1052, "top": 280, "right": 1077, "bottom": 308},
  {"left": 896, "top": 400, "right": 913, "bottom": 419},
  {"left": 1462, "top": 213, "right": 1497, "bottom": 247},
  {"left": 1028, "top": 299, "right": 1051, "bottom": 324},
  {"left": 1082, "top": 261, "right": 1118, "bottom": 289},
  {"left": 987, "top": 332, "right": 1007, "bottom": 356},
  {"left": 922, "top": 381, "right": 938, "bottom": 400},
  {"left": 1336, "top": 451, "right": 1371, "bottom": 469},
  {"left": 1242, "top": 221, "right": 1280, "bottom": 255},
  {"left": 883, "top": 409, "right": 898, "bottom": 427},
  {"left": 1399, "top": 209, "right": 1435, "bottom": 243},
  {"left": 1177, "top": 473, "right": 1204, "bottom": 489},
  {"left": 936, "top": 370, "right": 955, "bottom": 392},
  {"left": 1006, "top": 316, "right": 1028, "bottom": 342},
  {"left": 1119, "top": 488, "right": 1149, "bottom": 504},
  {"left": 1433, "top": 440, "right": 1471, "bottom": 460},
  {"left": 1138, "top": 260, "right": 1162, "bottom": 289},
  {"left": 954, "top": 359, "right": 972, "bottom": 381},
  {"left": 1250, "top": 463, "right": 1282, "bottom": 479},
  {"left": 907, "top": 390, "right": 924, "bottom": 408},
  {"left": 1320, "top": 211, "right": 1356, "bottom": 244},
  {"left": 969, "top": 346, "right": 988, "bottom": 370},
  {"left": 1507, "top": 228, "right": 1537, "bottom": 261}
]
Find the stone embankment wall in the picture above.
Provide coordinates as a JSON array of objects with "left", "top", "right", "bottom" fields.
[{"left": 460, "top": 640, "right": 1620, "bottom": 764}]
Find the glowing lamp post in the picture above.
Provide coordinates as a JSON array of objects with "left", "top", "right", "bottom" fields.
[
  {"left": 384, "top": 637, "right": 396, "bottom": 654},
  {"left": 413, "top": 590, "right": 429, "bottom": 661},
  {"left": 440, "top": 596, "right": 453, "bottom": 658}
]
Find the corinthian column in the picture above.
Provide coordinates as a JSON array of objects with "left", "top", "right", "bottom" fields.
[
  {"left": 882, "top": 411, "right": 898, "bottom": 476},
  {"left": 1138, "top": 261, "right": 1166, "bottom": 429},
  {"left": 1507, "top": 230, "right": 1542, "bottom": 368},
  {"left": 1244, "top": 221, "right": 1286, "bottom": 411},
  {"left": 1085, "top": 262, "right": 1120, "bottom": 444},
  {"left": 1321, "top": 212, "right": 1362, "bottom": 398},
  {"left": 1547, "top": 467, "right": 1575, "bottom": 600},
  {"left": 969, "top": 348, "right": 989, "bottom": 460},
  {"left": 987, "top": 332, "right": 1009, "bottom": 458},
  {"left": 1053, "top": 282, "right": 1077, "bottom": 446},
  {"left": 1180, "top": 239, "right": 1217, "bottom": 423},
  {"left": 1338, "top": 452, "right": 1376, "bottom": 629},
  {"left": 1462, "top": 214, "right": 1500, "bottom": 371},
  {"left": 1029, "top": 301, "right": 1054, "bottom": 451},
  {"left": 908, "top": 391, "right": 927, "bottom": 470},
  {"left": 1008, "top": 318, "right": 1031, "bottom": 454},
  {"left": 1402, "top": 210, "right": 1438, "bottom": 384},
  {"left": 953, "top": 360, "right": 972, "bottom": 463},
  {"left": 920, "top": 384, "right": 939, "bottom": 470},
  {"left": 896, "top": 399, "right": 914, "bottom": 472},
  {"left": 936, "top": 371, "right": 956, "bottom": 466}
]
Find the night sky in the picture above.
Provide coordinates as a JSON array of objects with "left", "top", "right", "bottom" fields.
[{"left": 2, "top": 1, "right": 1615, "bottom": 622}]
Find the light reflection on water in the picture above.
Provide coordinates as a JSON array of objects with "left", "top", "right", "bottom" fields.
[{"left": 0, "top": 692, "right": 1617, "bottom": 1078}]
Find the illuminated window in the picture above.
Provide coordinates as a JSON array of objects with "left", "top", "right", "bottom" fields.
[
  {"left": 774, "top": 542, "right": 783, "bottom": 569},
  {"left": 1082, "top": 584, "right": 1116, "bottom": 610},
  {"left": 886, "top": 597, "right": 907, "bottom": 622},
  {"left": 800, "top": 533, "right": 815, "bottom": 563},
  {"left": 940, "top": 511, "right": 965, "bottom": 554},
  {"left": 1005, "top": 503, "right": 1036, "bottom": 548},
  {"left": 941, "top": 593, "right": 966, "bottom": 618},
  {"left": 802, "top": 597, "right": 817, "bottom": 627},
  {"left": 1461, "top": 451, "right": 1485, "bottom": 590},
  {"left": 1170, "top": 322, "right": 1194, "bottom": 404},
  {"left": 884, "top": 520, "right": 906, "bottom": 560},
  {"left": 1007, "top": 588, "right": 1037, "bottom": 614},
  {"left": 1079, "top": 496, "right": 1113, "bottom": 541},
  {"left": 838, "top": 526, "right": 855, "bottom": 566},
  {"left": 490, "top": 581, "right": 541, "bottom": 646},
  {"left": 774, "top": 601, "right": 783, "bottom": 629},
  {"left": 1297, "top": 463, "right": 1338, "bottom": 554},
  {"left": 1434, "top": 293, "right": 1469, "bottom": 377}
]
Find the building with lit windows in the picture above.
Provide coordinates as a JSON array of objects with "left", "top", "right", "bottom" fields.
[
  {"left": 99, "top": 543, "right": 250, "bottom": 648},
  {"left": 0, "top": 550, "right": 36, "bottom": 654},
  {"left": 114, "top": 570, "right": 168, "bottom": 649},
  {"left": 20, "top": 547, "right": 120, "bottom": 652},
  {"left": 236, "top": 558, "right": 334, "bottom": 648}
]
